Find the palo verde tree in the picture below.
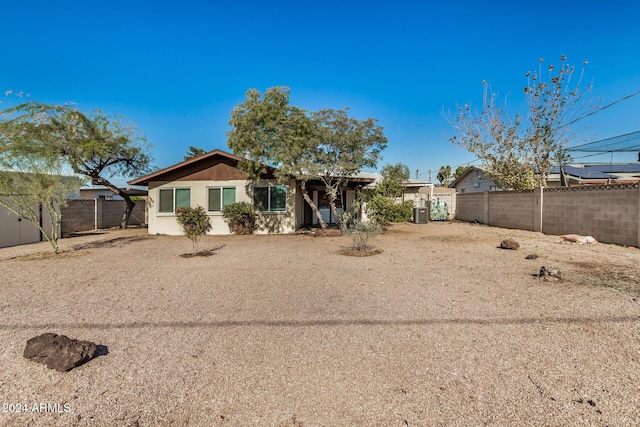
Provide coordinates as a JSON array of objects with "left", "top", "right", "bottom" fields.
[
  {"left": 0, "top": 115, "right": 81, "bottom": 253},
  {"left": 2, "top": 102, "right": 153, "bottom": 228},
  {"left": 447, "top": 56, "right": 598, "bottom": 189}
]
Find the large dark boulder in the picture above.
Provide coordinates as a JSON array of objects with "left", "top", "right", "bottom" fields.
[{"left": 23, "top": 333, "right": 98, "bottom": 372}]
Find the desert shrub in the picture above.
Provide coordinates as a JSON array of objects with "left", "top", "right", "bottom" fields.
[
  {"left": 175, "top": 206, "right": 212, "bottom": 253},
  {"left": 222, "top": 202, "right": 258, "bottom": 234},
  {"left": 344, "top": 219, "right": 382, "bottom": 252},
  {"left": 366, "top": 195, "right": 414, "bottom": 224}
]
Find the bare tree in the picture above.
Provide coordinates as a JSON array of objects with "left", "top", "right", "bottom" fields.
[{"left": 447, "top": 56, "right": 598, "bottom": 189}]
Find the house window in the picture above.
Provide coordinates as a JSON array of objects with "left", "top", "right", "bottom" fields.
[
  {"left": 208, "top": 187, "right": 236, "bottom": 212},
  {"left": 254, "top": 186, "right": 287, "bottom": 212},
  {"left": 158, "top": 188, "right": 190, "bottom": 213}
]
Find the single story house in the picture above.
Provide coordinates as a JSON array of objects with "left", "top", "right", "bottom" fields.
[
  {"left": 128, "top": 149, "right": 376, "bottom": 235},
  {"left": 449, "top": 166, "right": 503, "bottom": 193},
  {"left": 77, "top": 181, "right": 147, "bottom": 200},
  {"left": 546, "top": 164, "right": 640, "bottom": 186},
  {"left": 449, "top": 163, "right": 640, "bottom": 193}
]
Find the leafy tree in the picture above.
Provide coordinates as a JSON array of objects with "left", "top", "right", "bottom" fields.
[
  {"left": 453, "top": 166, "right": 468, "bottom": 180},
  {"left": 184, "top": 146, "right": 206, "bottom": 161},
  {"left": 376, "top": 163, "right": 410, "bottom": 197},
  {"left": 447, "top": 56, "right": 598, "bottom": 189},
  {"left": 227, "top": 87, "right": 326, "bottom": 227},
  {"left": 228, "top": 87, "right": 387, "bottom": 229},
  {"left": 437, "top": 165, "right": 452, "bottom": 186},
  {"left": 175, "top": 206, "right": 212, "bottom": 253},
  {"left": 0, "top": 121, "right": 81, "bottom": 252},
  {"left": 1, "top": 102, "right": 153, "bottom": 228},
  {"left": 309, "top": 108, "right": 387, "bottom": 227}
]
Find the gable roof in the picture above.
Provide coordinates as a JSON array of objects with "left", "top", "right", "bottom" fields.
[
  {"left": 128, "top": 149, "right": 262, "bottom": 186},
  {"left": 448, "top": 166, "right": 485, "bottom": 188},
  {"left": 130, "top": 148, "right": 380, "bottom": 187}
]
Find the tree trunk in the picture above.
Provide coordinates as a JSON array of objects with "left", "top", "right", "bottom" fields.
[
  {"left": 91, "top": 175, "right": 135, "bottom": 229},
  {"left": 120, "top": 194, "right": 136, "bottom": 229},
  {"left": 300, "top": 180, "right": 327, "bottom": 229},
  {"left": 328, "top": 198, "right": 341, "bottom": 229}
]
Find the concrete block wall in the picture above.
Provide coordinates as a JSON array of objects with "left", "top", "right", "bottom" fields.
[
  {"left": 61, "top": 200, "right": 96, "bottom": 234},
  {"left": 455, "top": 193, "right": 485, "bottom": 222},
  {"left": 543, "top": 185, "right": 638, "bottom": 247},
  {"left": 488, "top": 191, "right": 535, "bottom": 231},
  {"left": 455, "top": 184, "right": 640, "bottom": 247},
  {"left": 61, "top": 199, "right": 147, "bottom": 235}
]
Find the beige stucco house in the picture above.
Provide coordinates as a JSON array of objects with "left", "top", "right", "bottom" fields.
[{"left": 129, "top": 150, "right": 375, "bottom": 235}]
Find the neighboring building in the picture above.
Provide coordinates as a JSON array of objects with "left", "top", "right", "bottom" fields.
[
  {"left": 77, "top": 182, "right": 147, "bottom": 200},
  {"left": 547, "top": 164, "right": 640, "bottom": 186},
  {"left": 128, "top": 149, "right": 376, "bottom": 235},
  {"left": 450, "top": 163, "right": 640, "bottom": 193},
  {"left": 0, "top": 171, "right": 79, "bottom": 248},
  {"left": 449, "top": 166, "right": 502, "bottom": 193}
]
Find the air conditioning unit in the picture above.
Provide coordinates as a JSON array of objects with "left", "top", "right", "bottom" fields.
[{"left": 414, "top": 207, "right": 429, "bottom": 224}]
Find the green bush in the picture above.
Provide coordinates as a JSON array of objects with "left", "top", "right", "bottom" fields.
[
  {"left": 366, "top": 195, "right": 414, "bottom": 224},
  {"left": 222, "top": 202, "right": 258, "bottom": 234},
  {"left": 175, "top": 206, "right": 212, "bottom": 253}
]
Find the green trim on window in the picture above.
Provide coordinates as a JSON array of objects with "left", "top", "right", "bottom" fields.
[
  {"left": 253, "top": 187, "right": 269, "bottom": 211},
  {"left": 175, "top": 188, "right": 190, "bottom": 209},
  {"left": 254, "top": 186, "right": 287, "bottom": 212},
  {"left": 159, "top": 189, "right": 174, "bottom": 213},
  {"left": 223, "top": 187, "right": 236, "bottom": 207},
  {"left": 208, "top": 188, "right": 221, "bottom": 211},
  {"left": 270, "top": 185, "right": 287, "bottom": 211}
]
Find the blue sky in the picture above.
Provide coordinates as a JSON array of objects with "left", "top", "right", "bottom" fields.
[{"left": 2, "top": 1, "right": 640, "bottom": 180}]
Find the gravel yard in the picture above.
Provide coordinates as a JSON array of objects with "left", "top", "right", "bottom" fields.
[{"left": 0, "top": 222, "right": 639, "bottom": 426}]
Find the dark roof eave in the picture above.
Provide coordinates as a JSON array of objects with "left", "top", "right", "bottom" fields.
[{"left": 128, "top": 149, "right": 250, "bottom": 186}]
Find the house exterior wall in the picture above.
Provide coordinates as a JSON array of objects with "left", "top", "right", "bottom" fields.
[
  {"left": 455, "top": 184, "right": 640, "bottom": 247},
  {"left": 454, "top": 169, "right": 499, "bottom": 193},
  {"left": 79, "top": 188, "right": 124, "bottom": 200},
  {"left": 147, "top": 178, "right": 297, "bottom": 235}
]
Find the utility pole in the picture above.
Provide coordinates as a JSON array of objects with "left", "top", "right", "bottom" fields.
[{"left": 415, "top": 170, "right": 419, "bottom": 180}]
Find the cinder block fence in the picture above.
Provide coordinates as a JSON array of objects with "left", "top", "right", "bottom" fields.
[
  {"left": 61, "top": 199, "right": 146, "bottom": 236},
  {"left": 456, "top": 184, "right": 640, "bottom": 247}
]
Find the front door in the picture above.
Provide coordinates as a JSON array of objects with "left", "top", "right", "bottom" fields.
[{"left": 317, "top": 191, "right": 344, "bottom": 224}]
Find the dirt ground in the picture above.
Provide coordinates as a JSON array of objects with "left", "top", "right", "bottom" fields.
[{"left": 0, "top": 221, "right": 638, "bottom": 426}]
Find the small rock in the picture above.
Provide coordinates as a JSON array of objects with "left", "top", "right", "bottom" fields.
[
  {"left": 525, "top": 254, "right": 539, "bottom": 259},
  {"left": 500, "top": 238, "right": 520, "bottom": 250},
  {"left": 23, "top": 333, "right": 98, "bottom": 372},
  {"left": 539, "top": 266, "right": 562, "bottom": 281}
]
